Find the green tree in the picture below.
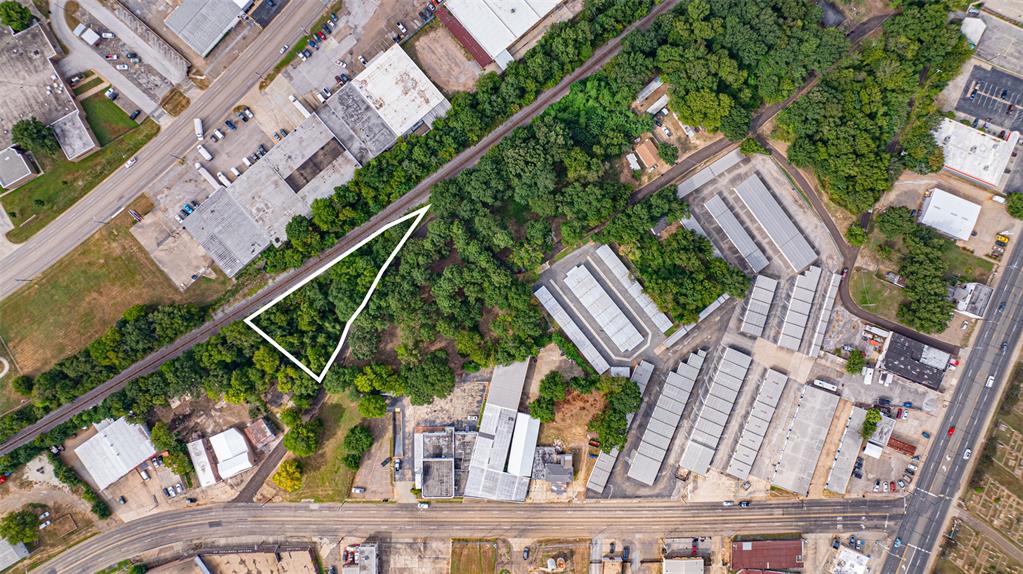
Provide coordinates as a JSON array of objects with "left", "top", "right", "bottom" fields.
[
  {"left": 0, "top": 2, "right": 32, "bottom": 32},
  {"left": 861, "top": 408, "right": 882, "bottom": 439},
  {"left": 656, "top": 142, "right": 679, "bottom": 164},
  {"left": 272, "top": 459, "right": 302, "bottom": 492},
  {"left": 358, "top": 393, "right": 387, "bottom": 418},
  {"left": 8, "top": 375, "right": 32, "bottom": 397},
  {"left": 0, "top": 508, "right": 38, "bottom": 545},
  {"left": 739, "top": 138, "right": 769, "bottom": 156},
  {"left": 1007, "top": 193, "right": 1023, "bottom": 219},
  {"left": 11, "top": 117, "right": 58, "bottom": 155},
  {"left": 400, "top": 351, "right": 454, "bottom": 405},
  {"left": 343, "top": 425, "right": 374, "bottom": 455},
  {"left": 845, "top": 348, "right": 866, "bottom": 374},
  {"left": 846, "top": 224, "right": 868, "bottom": 247},
  {"left": 354, "top": 364, "right": 405, "bottom": 395},
  {"left": 877, "top": 206, "right": 916, "bottom": 238},
  {"left": 283, "top": 419, "right": 322, "bottom": 457},
  {"left": 342, "top": 452, "right": 363, "bottom": 470}
]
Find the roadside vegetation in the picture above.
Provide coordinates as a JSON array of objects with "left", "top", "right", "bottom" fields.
[
  {"left": 80, "top": 94, "right": 139, "bottom": 146},
  {"left": 776, "top": 3, "right": 972, "bottom": 214},
  {"left": 159, "top": 89, "right": 190, "bottom": 117}
]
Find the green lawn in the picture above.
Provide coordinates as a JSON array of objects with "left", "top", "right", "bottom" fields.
[
  {"left": 943, "top": 245, "right": 994, "bottom": 283},
  {"left": 72, "top": 76, "right": 104, "bottom": 96},
  {"left": 2, "top": 118, "right": 159, "bottom": 243},
  {"left": 850, "top": 270, "right": 902, "bottom": 321},
  {"left": 80, "top": 94, "right": 137, "bottom": 146},
  {"left": 286, "top": 394, "right": 363, "bottom": 502}
]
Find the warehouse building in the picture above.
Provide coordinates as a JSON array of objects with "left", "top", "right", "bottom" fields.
[
  {"left": 918, "top": 188, "right": 981, "bottom": 242},
  {"left": 183, "top": 44, "right": 446, "bottom": 277},
  {"left": 952, "top": 281, "right": 994, "bottom": 319},
  {"left": 0, "top": 23, "right": 95, "bottom": 164},
  {"left": 439, "top": 0, "right": 559, "bottom": 69},
  {"left": 678, "top": 348, "right": 753, "bottom": 476},
  {"left": 826, "top": 407, "right": 868, "bottom": 494},
  {"left": 564, "top": 264, "right": 644, "bottom": 354},
  {"left": 778, "top": 265, "right": 823, "bottom": 351},
  {"left": 740, "top": 275, "right": 778, "bottom": 337},
  {"left": 0, "top": 539, "right": 28, "bottom": 571},
  {"left": 414, "top": 427, "right": 477, "bottom": 498},
  {"left": 209, "top": 428, "right": 253, "bottom": 480},
  {"left": 704, "top": 194, "right": 769, "bottom": 273},
  {"left": 0, "top": 147, "right": 34, "bottom": 189},
  {"left": 934, "top": 118, "right": 1019, "bottom": 189},
  {"left": 75, "top": 418, "right": 156, "bottom": 490},
  {"left": 770, "top": 385, "right": 839, "bottom": 495},
  {"left": 726, "top": 369, "right": 788, "bottom": 480},
  {"left": 464, "top": 361, "right": 540, "bottom": 502},
  {"left": 733, "top": 173, "right": 816, "bottom": 271},
  {"left": 187, "top": 438, "right": 217, "bottom": 487},
  {"left": 881, "top": 333, "right": 950, "bottom": 390},
  {"left": 166, "top": 0, "right": 253, "bottom": 57},
  {"left": 535, "top": 286, "right": 610, "bottom": 374}
]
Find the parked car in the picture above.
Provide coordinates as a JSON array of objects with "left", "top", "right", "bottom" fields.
[
  {"left": 380, "top": 457, "right": 391, "bottom": 467},
  {"left": 396, "top": 21, "right": 407, "bottom": 34},
  {"left": 38, "top": 521, "right": 50, "bottom": 529},
  {"left": 182, "top": 203, "right": 194, "bottom": 215},
  {"left": 523, "top": 547, "right": 529, "bottom": 560},
  {"left": 115, "top": 63, "right": 128, "bottom": 70},
  {"left": 316, "top": 31, "right": 326, "bottom": 41},
  {"left": 105, "top": 53, "right": 118, "bottom": 60},
  {"left": 174, "top": 483, "right": 184, "bottom": 494},
  {"left": 330, "top": 12, "right": 338, "bottom": 22},
  {"left": 101, "top": 31, "right": 115, "bottom": 39},
  {"left": 105, "top": 88, "right": 118, "bottom": 100},
  {"left": 140, "top": 469, "right": 150, "bottom": 480},
  {"left": 873, "top": 480, "right": 881, "bottom": 492},
  {"left": 273, "top": 131, "right": 281, "bottom": 142},
  {"left": 889, "top": 481, "right": 896, "bottom": 492},
  {"left": 38, "top": 512, "right": 50, "bottom": 520},
  {"left": 244, "top": 107, "right": 253, "bottom": 119},
  {"left": 237, "top": 111, "right": 247, "bottom": 122},
  {"left": 352, "top": 486, "right": 366, "bottom": 494},
  {"left": 622, "top": 547, "right": 630, "bottom": 561},
  {"left": 225, "top": 119, "right": 237, "bottom": 131},
  {"left": 897, "top": 479, "right": 906, "bottom": 489},
  {"left": 129, "top": 109, "right": 141, "bottom": 121},
  {"left": 882, "top": 481, "right": 889, "bottom": 493},
  {"left": 922, "top": 431, "right": 931, "bottom": 439},
  {"left": 738, "top": 500, "right": 750, "bottom": 508},
  {"left": 417, "top": 502, "right": 429, "bottom": 509},
  {"left": 280, "top": 44, "right": 288, "bottom": 54},
  {"left": 722, "top": 501, "right": 734, "bottom": 507},
  {"left": 126, "top": 52, "right": 138, "bottom": 59}
]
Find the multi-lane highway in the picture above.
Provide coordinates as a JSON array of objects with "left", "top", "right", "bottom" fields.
[
  {"left": 0, "top": 0, "right": 332, "bottom": 299},
  {"left": 881, "top": 238, "right": 1023, "bottom": 573},
  {"left": 31, "top": 498, "right": 905, "bottom": 574}
]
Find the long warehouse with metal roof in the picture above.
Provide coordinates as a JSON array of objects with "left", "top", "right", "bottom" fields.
[
  {"left": 704, "top": 194, "right": 769, "bottom": 273},
  {"left": 534, "top": 286, "right": 610, "bottom": 374},
  {"left": 733, "top": 173, "right": 817, "bottom": 272},
  {"left": 628, "top": 350, "right": 707, "bottom": 485},
  {"left": 678, "top": 347, "right": 753, "bottom": 475},
  {"left": 596, "top": 245, "right": 673, "bottom": 333},
  {"left": 740, "top": 275, "right": 779, "bottom": 337},
  {"left": 778, "top": 266, "right": 822, "bottom": 351},
  {"left": 564, "top": 264, "right": 644, "bottom": 353},
  {"left": 726, "top": 369, "right": 788, "bottom": 480}
]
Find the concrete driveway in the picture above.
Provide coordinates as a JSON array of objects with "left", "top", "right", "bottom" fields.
[
  {"left": 49, "top": 0, "right": 160, "bottom": 113},
  {"left": 75, "top": 0, "right": 187, "bottom": 85}
]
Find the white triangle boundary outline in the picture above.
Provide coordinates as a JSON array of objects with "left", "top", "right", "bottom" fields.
[{"left": 244, "top": 205, "right": 430, "bottom": 383}]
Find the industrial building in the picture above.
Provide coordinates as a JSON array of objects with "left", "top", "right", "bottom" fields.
[
  {"left": 770, "top": 384, "right": 839, "bottom": 496},
  {"left": 808, "top": 272, "right": 842, "bottom": 358},
  {"left": 186, "top": 438, "right": 217, "bottom": 488},
  {"left": 676, "top": 150, "right": 743, "bottom": 198},
  {"left": 183, "top": 44, "right": 447, "bottom": 277},
  {"left": 563, "top": 264, "right": 644, "bottom": 354},
  {"left": 881, "top": 333, "right": 950, "bottom": 390},
  {"left": 535, "top": 285, "right": 610, "bottom": 374},
  {"left": 662, "top": 558, "right": 705, "bottom": 574},
  {"left": 704, "top": 194, "right": 769, "bottom": 273},
  {"left": 596, "top": 245, "right": 673, "bottom": 333},
  {"left": 165, "top": 0, "right": 253, "bottom": 57},
  {"left": 740, "top": 275, "right": 778, "bottom": 337},
  {"left": 952, "top": 281, "right": 994, "bottom": 319},
  {"left": 730, "top": 539, "right": 804, "bottom": 571},
  {"left": 678, "top": 348, "right": 753, "bottom": 476},
  {"left": 732, "top": 173, "right": 817, "bottom": 271},
  {"left": 464, "top": 361, "right": 540, "bottom": 502},
  {"left": 627, "top": 350, "right": 707, "bottom": 485},
  {"left": 531, "top": 447, "right": 573, "bottom": 493},
  {"left": 833, "top": 547, "right": 870, "bottom": 574},
  {"left": 726, "top": 369, "right": 788, "bottom": 480},
  {"left": 0, "top": 23, "right": 95, "bottom": 165},
  {"left": 439, "top": 0, "right": 559, "bottom": 69},
  {"left": 778, "top": 265, "right": 823, "bottom": 351},
  {"left": 75, "top": 418, "right": 156, "bottom": 490},
  {"left": 0, "top": 539, "right": 29, "bottom": 571},
  {"left": 934, "top": 118, "right": 1019, "bottom": 189},
  {"left": 0, "top": 147, "right": 34, "bottom": 189},
  {"left": 918, "top": 188, "right": 981, "bottom": 241},
  {"left": 342, "top": 543, "right": 378, "bottom": 574},
  {"left": 826, "top": 407, "right": 868, "bottom": 494},
  {"left": 209, "top": 428, "right": 253, "bottom": 479},
  {"left": 413, "top": 426, "right": 476, "bottom": 498}
]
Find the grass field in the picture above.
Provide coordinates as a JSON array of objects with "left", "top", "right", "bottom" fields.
[
  {"left": 943, "top": 245, "right": 994, "bottom": 283},
  {"left": 159, "top": 88, "right": 190, "bottom": 117},
  {"left": 850, "top": 270, "right": 902, "bottom": 321},
  {"left": 0, "top": 196, "right": 230, "bottom": 375},
  {"left": 72, "top": 75, "right": 103, "bottom": 96},
  {"left": 80, "top": 94, "right": 137, "bottom": 146},
  {"left": 450, "top": 539, "right": 498, "bottom": 574},
  {"left": 286, "top": 394, "right": 362, "bottom": 502},
  {"left": 2, "top": 119, "right": 159, "bottom": 243}
]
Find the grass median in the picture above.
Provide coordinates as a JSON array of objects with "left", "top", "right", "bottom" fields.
[{"left": 2, "top": 118, "right": 159, "bottom": 243}]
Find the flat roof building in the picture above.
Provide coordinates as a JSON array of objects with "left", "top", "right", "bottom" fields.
[
  {"left": 934, "top": 118, "right": 1019, "bottom": 189},
  {"left": 75, "top": 418, "right": 156, "bottom": 490},
  {"left": 882, "top": 333, "right": 949, "bottom": 389},
  {"left": 441, "top": 0, "right": 559, "bottom": 69},
  {"left": 918, "top": 188, "right": 981, "bottom": 241},
  {"left": 953, "top": 281, "right": 994, "bottom": 319},
  {"left": 186, "top": 438, "right": 217, "bottom": 487},
  {"left": 0, "top": 23, "right": 95, "bottom": 161},
  {"left": 165, "top": 0, "right": 253, "bottom": 57},
  {"left": 0, "top": 148, "right": 33, "bottom": 189},
  {"left": 770, "top": 385, "right": 839, "bottom": 495},
  {"left": 209, "top": 428, "right": 253, "bottom": 480},
  {"left": 0, "top": 539, "right": 29, "bottom": 571},
  {"left": 730, "top": 539, "right": 804, "bottom": 571}
]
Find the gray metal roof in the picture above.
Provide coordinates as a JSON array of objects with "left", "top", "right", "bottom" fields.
[
  {"left": 808, "top": 272, "right": 842, "bottom": 358},
  {"left": 165, "top": 0, "right": 245, "bottom": 57},
  {"left": 777, "top": 266, "right": 822, "bottom": 351},
  {"left": 678, "top": 348, "right": 752, "bottom": 476},
  {"left": 0, "top": 147, "right": 31, "bottom": 188},
  {"left": 586, "top": 447, "right": 619, "bottom": 493},
  {"left": 741, "top": 275, "right": 778, "bottom": 337},
  {"left": 826, "top": 407, "right": 868, "bottom": 494},
  {"left": 676, "top": 149, "right": 743, "bottom": 198},
  {"left": 704, "top": 194, "right": 769, "bottom": 272},
  {"left": 564, "top": 264, "right": 644, "bottom": 353},
  {"left": 487, "top": 360, "right": 530, "bottom": 411},
  {"left": 627, "top": 351, "right": 707, "bottom": 485},
  {"left": 534, "top": 286, "right": 610, "bottom": 374},
  {"left": 726, "top": 369, "right": 788, "bottom": 480},
  {"left": 733, "top": 173, "right": 817, "bottom": 271},
  {"left": 596, "top": 245, "right": 673, "bottom": 332},
  {"left": 0, "top": 539, "right": 28, "bottom": 571},
  {"left": 771, "top": 385, "right": 840, "bottom": 495}
]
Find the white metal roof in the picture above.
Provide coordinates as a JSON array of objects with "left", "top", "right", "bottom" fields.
[
  {"left": 444, "top": 0, "right": 558, "bottom": 61},
  {"left": 187, "top": 439, "right": 217, "bottom": 487},
  {"left": 733, "top": 173, "right": 816, "bottom": 271},
  {"left": 778, "top": 266, "right": 822, "bottom": 351},
  {"left": 704, "top": 194, "right": 769, "bottom": 272},
  {"left": 564, "top": 264, "right": 644, "bottom": 353},
  {"left": 210, "top": 428, "right": 252, "bottom": 479},
  {"left": 596, "top": 245, "right": 673, "bottom": 332},
  {"left": 935, "top": 118, "right": 1019, "bottom": 189},
  {"left": 488, "top": 360, "right": 530, "bottom": 411},
  {"left": 918, "top": 188, "right": 981, "bottom": 241},
  {"left": 741, "top": 275, "right": 778, "bottom": 337},
  {"left": 678, "top": 348, "right": 752, "bottom": 476},
  {"left": 506, "top": 413, "right": 540, "bottom": 477},
  {"left": 353, "top": 44, "right": 449, "bottom": 136},
  {"left": 960, "top": 17, "right": 987, "bottom": 46},
  {"left": 534, "top": 286, "right": 610, "bottom": 374},
  {"left": 726, "top": 370, "right": 788, "bottom": 480},
  {"left": 0, "top": 539, "right": 28, "bottom": 571},
  {"left": 75, "top": 418, "right": 156, "bottom": 490},
  {"left": 165, "top": 0, "right": 249, "bottom": 57},
  {"left": 0, "top": 147, "right": 31, "bottom": 188}
]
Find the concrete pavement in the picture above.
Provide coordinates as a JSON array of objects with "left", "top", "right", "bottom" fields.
[
  {"left": 74, "top": 0, "right": 187, "bottom": 85},
  {"left": 31, "top": 498, "right": 905, "bottom": 573},
  {"left": 0, "top": 0, "right": 331, "bottom": 299}
]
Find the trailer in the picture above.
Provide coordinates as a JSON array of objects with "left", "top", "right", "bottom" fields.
[
  {"left": 194, "top": 118, "right": 204, "bottom": 141},
  {"left": 196, "top": 144, "right": 213, "bottom": 161},
  {"left": 194, "top": 162, "right": 221, "bottom": 190},
  {"left": 216, "top": 171, "right": 232, "bottom": 187},
  {"left": 289, "top": 95, "right": 311, "bottom": 118}
]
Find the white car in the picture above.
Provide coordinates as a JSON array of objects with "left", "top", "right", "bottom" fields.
[
  {"left": 417, "top": 502, "right": 430, "bottom": 509},
  {"left": 721, "top": 501, "right": 734, "bottom": 507},
  {"left": 873, "top": 480, "right": 881, "bottom": 493},
  {"left": 124, "top": 156, "right": 138, "bottom": 169},
  {"left": 986, "top": 375, "right": 996, "bottom": 388},
  {"left": 963, "top": 448, "right": 973, "bottom": 460},
  {"left": 279, "top": 44, "right": 288, "bottom": 54},
  {"left": 882, "top": 481, "right": 889, "bottom": 493},
  {"left": 115, "top": 64, "right": 129, "bottom": 71}
]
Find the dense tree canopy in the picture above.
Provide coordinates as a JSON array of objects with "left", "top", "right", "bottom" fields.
[
  {"left": 0, "top": 509, "right": 38, "bottom": 545},
  {"left": 0, "top": 2, "right": 32, "bottom": 33},
  {"left": 11, "top": 117, "right": 58, "bottom": 155},
  {"left": 272, "top": 459, "right": 302, "bottom": 492}
]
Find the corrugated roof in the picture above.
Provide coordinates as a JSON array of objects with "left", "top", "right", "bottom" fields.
[
  {"left": 704, "top": 194, "right": 769, "bottom": 272},
  {"left": 678, "top": 348, "right": 752, "bottom": 475},
  {"left": 75, "top": 418, "right": 156, "bottom": 490},
  {"left": 726, "top": 370, "right": 788, "bottom": 480},
  {"left": 187, "top": 439, "right": 217, "bottom": 487},
  {"left": 777, "top": 266, "right": 822, "bottom": 351},
  {"left": 535, "top": 286, "right": 610, "bottom": 374},
  {"left": 564, "top": 264, "right": 644, "bottom": 353},
  {"left": 733, "top": 173, "right": 816, "bottom": 271},
  {"left": 918, "top": 187, "right": 982, "bottom": 241}
]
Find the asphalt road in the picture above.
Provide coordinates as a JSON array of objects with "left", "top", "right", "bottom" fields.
[
  {"left": 879, "top": 238, "right": 1023, "bottom": 573},
  {"left": 32, "top": 498, "right": 905, "bottom": 573},
  {"left": 0, "top": 0, "right": 333, "bottom": 299},
  {"left": 0, "top": 0, "right": 682, "bottom": 458}
]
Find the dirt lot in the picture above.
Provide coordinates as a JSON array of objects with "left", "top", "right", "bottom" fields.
[
  {"left": 526, "top": 539, "right": 589, "bottom": 574},
  {"left": 450, "top": 539, "right": 502, "bottom": 574},
  {"left": 409, "top": 25, "right": 482, "bottom": 95},
  {"left": 349, "top": 416, "right": 394, "bottom": 501}
]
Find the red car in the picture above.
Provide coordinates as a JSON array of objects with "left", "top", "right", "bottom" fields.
[
  {"left": 948, "top": 426, "right": 956, "bottom": 436},
  {"left": 317, "top": 31, "right": 327, "bottom": 41},
  {"left": 890, "top": 481, "right": 896, "bottom": 492}
]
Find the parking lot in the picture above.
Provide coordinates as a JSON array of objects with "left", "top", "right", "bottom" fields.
[
  {"left": 956, "top": 66, "right": 1023, "bottom": 132},
  {"left": 975, "top": 13, "right": 1023, "bottom": 79}
]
